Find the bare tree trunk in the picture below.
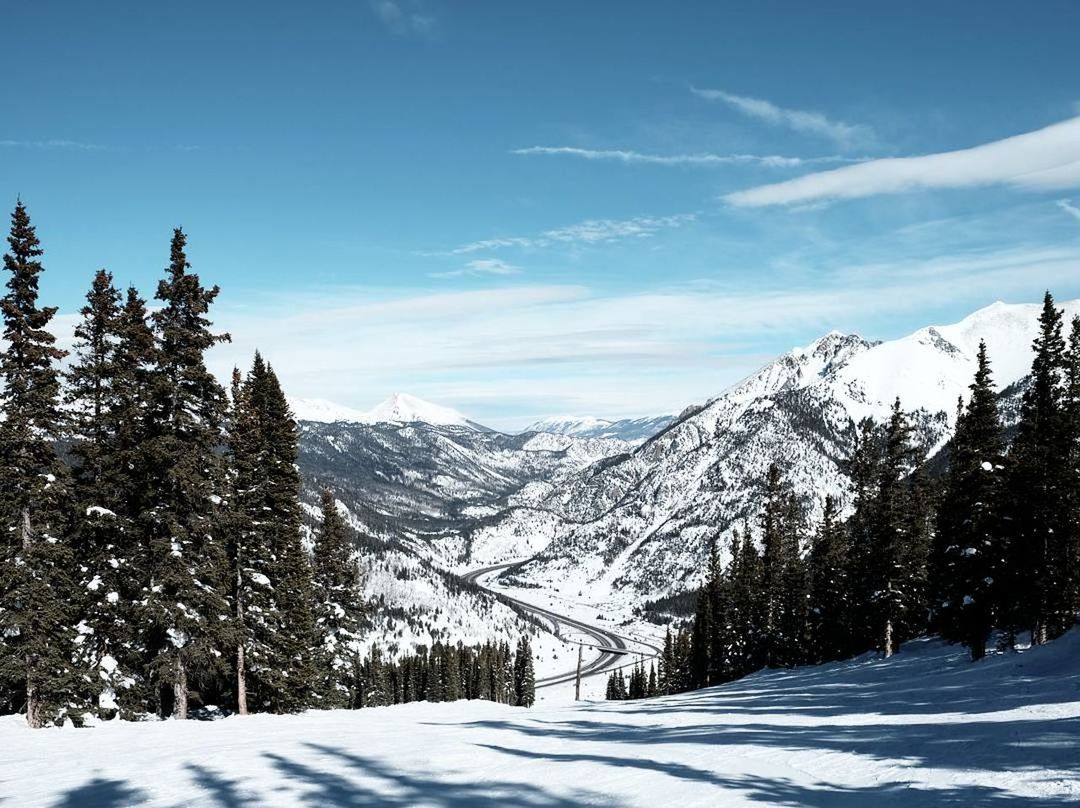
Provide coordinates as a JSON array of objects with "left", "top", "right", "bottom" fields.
[
  {"left": 236, "top": 560, "right": 248, "bottom": 716},
  {"left": 237, "top": 644, "right": 248, "bottom": 716},
  {"left": 883, "top": 618, "right": 894, "bottom": 659},
  {"left": 20, "top": 509, "right": 43, "bottom": 728},
  {"left": 574, "top": 644, "right": 582, "bottom": 701},
  {"left": 173, "top": 657, "right": 188, "bottom": 720}
]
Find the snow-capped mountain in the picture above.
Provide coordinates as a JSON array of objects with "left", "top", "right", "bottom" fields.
[
  {"left": 496, "top": 299, "right": 1080, "bottom": 605},
  {"left": 289, "top": 392, "right": 489, "bottom": 431},
  {"left": 525, "top": 414, "right": 675, "bottom": 444}
]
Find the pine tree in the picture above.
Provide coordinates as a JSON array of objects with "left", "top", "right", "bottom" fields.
[
  {"left": 513, "top": 636, "right": 535, "bottom": 707},
  {"left": 0, "top": 201, "right": 77, "bottom": 727},
  {"left": 1006, "top": 292, "right": 1070, "bottom": 644},
  {"left": 142, "top": 228, "right": 234, "bottom": 719},
  {"left": 1064, "top": 316, "right": 1080, "bottom": 623},
  {"left": 806, "top": 495, "right": 851, "bottom": 663},
  {"left": 65, "top": 269, "right": 147, "bottom": 717},
  {"left": 227, "top": 354, "right": 319, "bottom": 713},
  {"left": 932, "top": 341, "right": 1005, "bottom": 660},
  {"left": 867, "top": 400, "right": 923, "bottom": 657},
  {"left": 312, "top": 489, "right": 366, "bottom": 707}
]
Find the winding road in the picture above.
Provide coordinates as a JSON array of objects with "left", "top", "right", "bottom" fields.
[{"left": 461, "top": 562, "right": 660, "bottom": 689}]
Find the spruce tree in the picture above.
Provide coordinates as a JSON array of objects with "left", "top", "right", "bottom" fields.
[
  {"left": 806, "top": 495, "right": 851, "bottom": 663},
  {"left": 227, "top": 354, "right": 319, "bottom": 713},
  {"left": 0, "top": 201, "right": 77, "bottom": 727},
  {"left": 142, "top": 228, "right": 234, "bottom": 719},
  {"left": 513, "top": 636, "right": 535, "bottom": 707},
  {"left": 933, "top": 342, "right": 1005, "bottom": 660},
  {"left": 312, "top": 489, "right": 366, "bottom": 707},
  {"left": 1006, "top": 292, "right": 1070, "bottom": 644},
  {"left": 66, "top": 269, "right": 148, "bottom": 717}
]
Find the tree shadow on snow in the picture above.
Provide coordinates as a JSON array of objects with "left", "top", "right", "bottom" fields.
[
  {"left": 258, "top": 743, "right": 618, "bottom": 807},
  {"left": 50, "top": 777, "right": 146, "bottom": 808},
  {"left": 183, "top": 763, "right": 262, "bottom": 807},
  {"left": 472, "top": 743, "right": 1071, "bottom": 807}
]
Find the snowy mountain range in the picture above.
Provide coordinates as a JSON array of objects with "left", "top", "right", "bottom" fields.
[
  {"left": 293, "top": 298, "right": 1080, "bottom": 627},
  {"left": 289, "top": 392, "right": 489, "bottom": 431},
  {"left": 524, "top": 414, "right": 675, "bottom": 444},
  {"left": 497, "top": 299, "right": 1080, "bottom": 604}
]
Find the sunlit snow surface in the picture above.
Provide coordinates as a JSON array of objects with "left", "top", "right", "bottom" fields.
[{"left": 4, "top": 631, "right": 1078, "bottom": 806}]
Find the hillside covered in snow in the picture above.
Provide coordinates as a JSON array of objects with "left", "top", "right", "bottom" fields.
[{"left": 8, "top": 627, "right": 1078, "bottom": 806}]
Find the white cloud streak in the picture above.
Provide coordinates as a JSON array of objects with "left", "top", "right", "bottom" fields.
[
  {"left": 178, "top": 243, "right": 1080, "bottom": 429},
  {"left": 0, "top": 139, "right": 106, "bottom": 151},
  {"left": 512, "top": 146, "right": 861, "bottom": 168},
  {"left": 443, "top": 213, "right": 697, "bottom": 255},
  {"left": 726, "top": 116, "right": 1080, "bottom": 207},
  {"left": 691, "top": 87, "right": 873, "bottom": 148},
  {"left": 1058, "top": 199, "right": 1080, "bottom": 222},
  {"left": 431, "top": 258, "right": 523, "bottom": 279},
  {"left": 369, "top": 0, "right": 435, "bottom": 36}
]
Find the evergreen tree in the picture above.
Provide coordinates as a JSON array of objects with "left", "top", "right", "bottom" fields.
[
  {"left": 806, "top": 495, "right": 851, "bottom": 663},
  {"left": 142, "top": 228, "right": 234, "bottom": 719},
  {"left": 932, "top": 342, "right": 1005, "bottom": 660},
  {"left": 1006, "top": 292, "right": 1070, "bottom": 644},
  {"left": 312, "top": 489, "right": 366, "bottom": 707},
  {"left": 867, "top": 400, "right": 922, "bottom": 657},
  {"left": 513, "top": 636, "right": 535, "bottom": 707},
  {"left": 65, "top": 269, "right": 146, "bottom": 717},
  {"left": 227, "top": 354, "right": 318, "bottom": 713},
  {"left": 0, "top": 201, "right": 78, "bottom": 727}
]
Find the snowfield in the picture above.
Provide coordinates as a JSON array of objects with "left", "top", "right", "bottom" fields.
[{"left": 4, "top": 631, "right": 1078, "bottom": 807}]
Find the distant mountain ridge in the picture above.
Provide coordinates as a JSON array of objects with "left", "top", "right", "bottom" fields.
[
  {"left": 524, "top": 414, "right": 675, "bottom": 444},
  {"left": 289, "top": 392, "right": 490, "bottom": 431},
  {"left": 494, "top": 299, "right": 1080, "bottom": 606}
]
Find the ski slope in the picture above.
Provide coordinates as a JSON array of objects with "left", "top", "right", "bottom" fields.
[{"left": 3, "top": 630, "right": 1078, "bottom": 806}]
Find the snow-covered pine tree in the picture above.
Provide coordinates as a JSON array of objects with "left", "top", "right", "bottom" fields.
[
  {"left": 312, "top": 489, "right": 366, "bottom": 707},
  {"left": 143, "top": 228, "right": 235, "bottom": 719},
  {"left": 0, "top": 201, "right": 78, "bottom": 727},
  {"left": 65, "top": 269, "right": 148, "bottom": 718},
  {"left": 806, "top": 495, "right": 851, "bottom": 663},
  {"left": 1064, "top": 316, "right": 1080, "bottom": 623},
  {"left": 867, "top": 400, "right": 924, "bottom": 657},
  {"left": 513, "top": 636, "right": 535, "bottom": 707},
  {"left": 932, "top": 341, "right": 1005, "bottom": 660},
  {"left": 1006, "top": 292, "right": 1070, "bottom": 644},
  {"left": 227, "top": 354, "right": 319, "bottom": 713}
]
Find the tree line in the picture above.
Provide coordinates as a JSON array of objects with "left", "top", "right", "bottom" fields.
[
  {"left": 617, "top": 292, "right": 1080, "bottom": 699},
  {"left": 0, "top": 201, "right": 533, "bottom": 726},
  {"left": 356, "top": 637, "right": 535, "bottom": 708}
]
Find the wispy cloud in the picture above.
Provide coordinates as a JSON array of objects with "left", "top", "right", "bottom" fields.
[
  {"left": 691, "top": 86, "right": 873, "bottom": 149},
  {"left": 0, "top": 139, "right": 106, "bottom": 151},
  {"left": 1058, "top": 199, "right": 1080, "bottom": 222},
  {"left": 368, "top": 0, "right": 436, "bottom": 36},
  {"left": 512, "top": 146, "right": 862, "bottom": 169},
  {"left": 725, "top": 116, "right": 1080, "bottom": 207},
  {"left": 441, "top": 213, "right": 697, "bottom": 255},
  {"left": 168, "top": 242, "right": 1080, "bottom": 429},
  {"left": 431, "top": 258, "right": 523, "bottom": 279}
]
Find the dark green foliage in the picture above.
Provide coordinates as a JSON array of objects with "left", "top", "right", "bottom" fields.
[
  {"left": 142, "top": 228, "right": 235, "bottom": 718},
  {"left": 1005, "top": 292, "right": 1074, "bottom": 644},
  {"left": 312, "top": 490, "right": 366, "bottom": 707},
  {"left": 806, "top": 495, "right": 851, "bottom": 663},
  {"left": 66, "top": 270, "right": 149, "bottom": 717},
  {"left": 932, "top": 342, "right": 1006, "bottom": 660},
  {"left": 513, "top": 636, "right": 535, "bottom": 707},
  {"left": 354, "top": 637, "right": 529, "bottom": 709},
  {"left": 0, "top": 201, "right": 78, "bottom": 727},
  {"left": 227, "top": 354, "right": 319, "bottom": 713}
]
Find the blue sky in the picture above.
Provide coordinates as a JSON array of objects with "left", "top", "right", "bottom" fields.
[{"left": 3, "top": 1, "right": 1080, "bottom": 429}]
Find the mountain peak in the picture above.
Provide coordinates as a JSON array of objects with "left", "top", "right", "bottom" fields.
[
  {"left": 289, "top": 392, "right": 484, "bottom": 430},
  {"left": 368, "top": 392, "right": 474, "bottom": 428}
]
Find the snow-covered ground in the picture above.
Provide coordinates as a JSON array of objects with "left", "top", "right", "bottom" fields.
[{"left": 5, "top": 630, "right": 1078, "bottom": 806}]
